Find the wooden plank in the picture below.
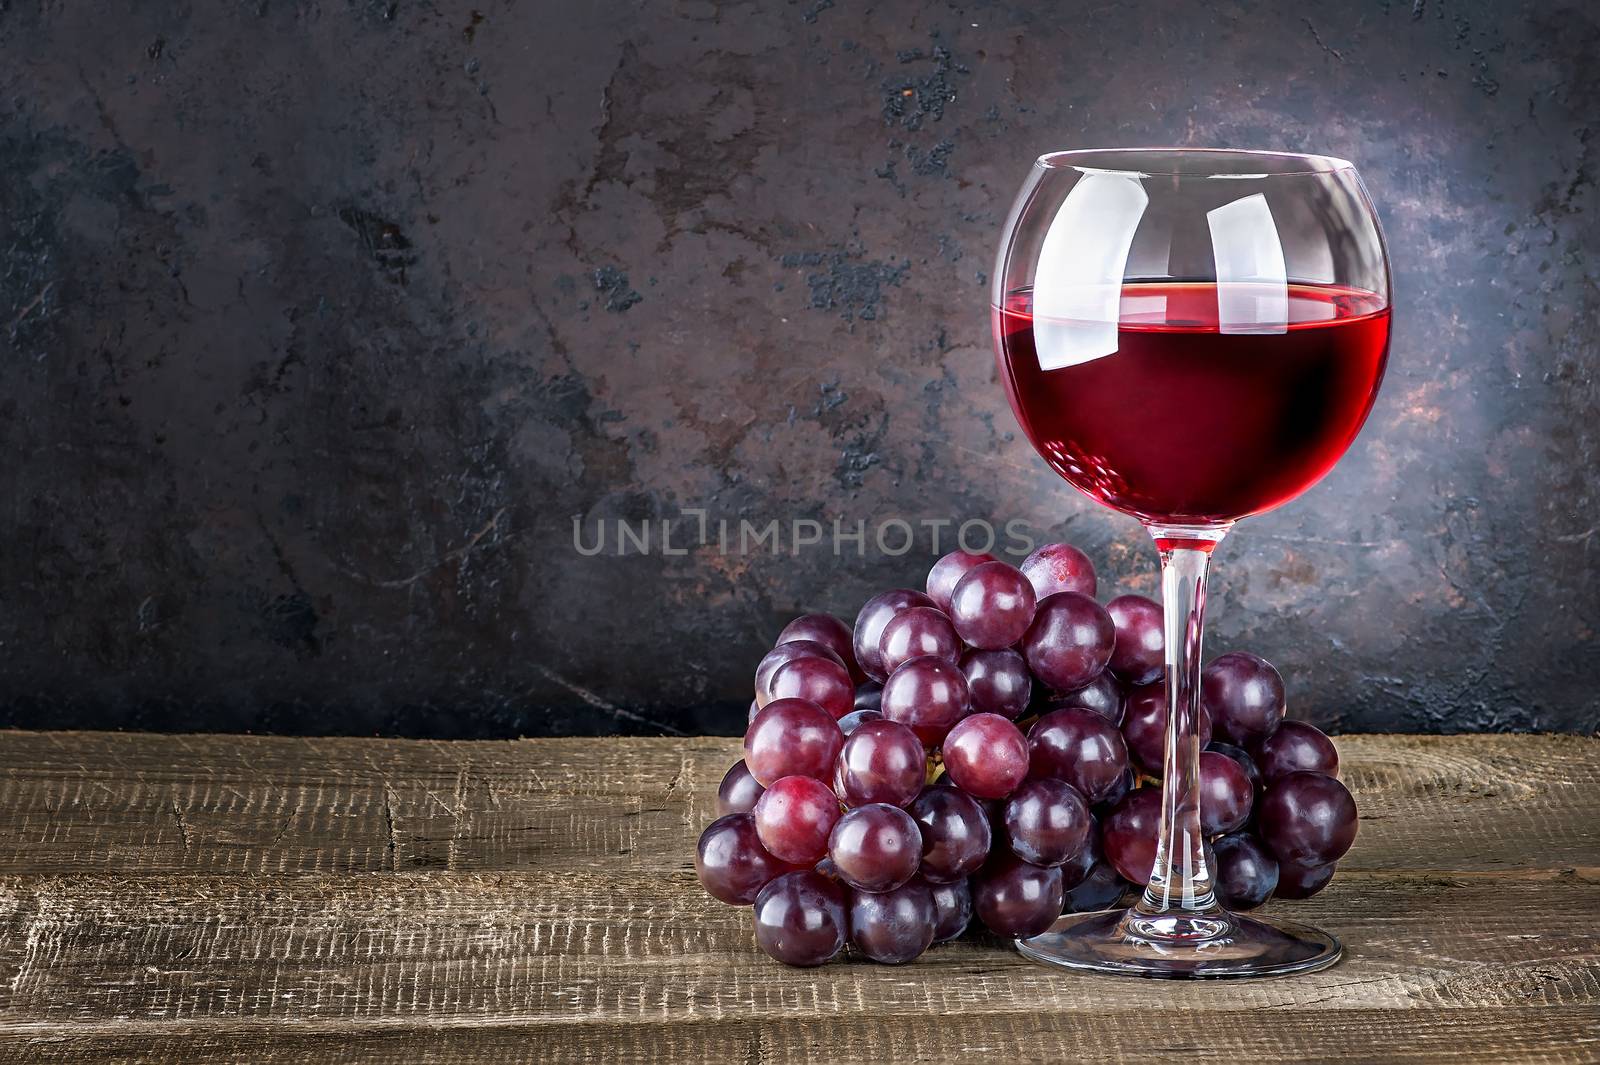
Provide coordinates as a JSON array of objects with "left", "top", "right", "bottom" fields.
[
  {"left": 4, "top": 1009, "right": 1599, "bottom": 1065},
  {"left": 0, "top": 870, "right": 1594, "bottom": 1027},
  {"left": 0, "top": 731, "right": 1595, "bottom": 1063},
  {"left": 0, "top": 732, "right": 1595, "bottom": 875}
]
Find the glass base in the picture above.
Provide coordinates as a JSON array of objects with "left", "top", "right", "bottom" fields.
[{"left": 1016, "top": 907, "right": 1342, "bottom": 980}]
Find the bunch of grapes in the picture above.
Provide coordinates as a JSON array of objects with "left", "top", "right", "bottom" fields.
[{"left": 694, "top": 544, "right": 1359, "bottom": 967}]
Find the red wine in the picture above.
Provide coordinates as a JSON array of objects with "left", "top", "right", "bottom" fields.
[{"left": 994, "top": 282, "right": 1390, "bottom": 526}]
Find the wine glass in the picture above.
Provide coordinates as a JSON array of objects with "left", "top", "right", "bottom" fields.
[{"left": 991, "top": 148, "right": 1391, "bottom": 978}]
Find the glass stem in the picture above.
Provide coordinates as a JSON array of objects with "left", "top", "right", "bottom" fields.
[{"left": 1135, "top": 525, "right": 1230, "bottom": 925}]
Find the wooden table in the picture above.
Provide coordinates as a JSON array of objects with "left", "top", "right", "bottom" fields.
[{"left": 0, "top": 732, "right": 1595, "bottom": 1063}]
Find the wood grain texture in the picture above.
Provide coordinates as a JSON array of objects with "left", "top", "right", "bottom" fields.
[{"left": 0, "top": 731, "right": 1596, "bottom": 1063}]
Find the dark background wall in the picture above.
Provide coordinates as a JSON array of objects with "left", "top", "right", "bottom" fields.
[{"left": 1, "top": 1, "right": 1595, "bottom": 738}]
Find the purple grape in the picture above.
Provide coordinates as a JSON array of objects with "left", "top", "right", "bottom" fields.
[
  {"left": 853, "top": 589, "right": 937, "bottom": 682},
  {"left": 1063, "top": 856, "right": 1129, "bottom": 913},
  {"left": 752, "top": 775, "right": 842, "bottom": 864},
  {"left": 768, "top": 655, "right": 854, "bottom": 720},
  {"left": 1254, "top": 720, "right": 1339, "bottom": 782},
  {"left": 927, "top": 877, "right": 973, "bottom": 942},
  {"left": 854, "top": 682, "right": 884, "bottom": 711},
  {"left": 949, "top": 561, "right": 1037, "bottom": 650},
  {"left": 1101, "top": 786, "right": 1162, "bottom": 886},
  {"left": 880, "top": 656, "right": 970, "bottom": 748},
  {"left": 744, "top": 698, "right": 843, "bottom": 786},
  {"left": 972, "top": 852, "right": 1065, "bottom": 937},
  {"left": 838, "top": 708, "right": 884, "bottom": 736},
  {"left": 960, "top": 648, "right": 1033, "bottom": 720},
  {"left": 942, "top": 713, "right": 1029, "bottom": 800},
  {"left": 1019, "top": 542, "right": 1097, "bottom": 600},
  {"left": 1045, "top": 670, "right": 1124, "bottom": 724},
  {"left": 776, "top": 613, "right": 860, "bottom": 682},
  {"left": 1206, "top": 740, "right": 1263, "bottom": 794},
  {"left": 1060, "top": 823, "right": 1129, "bottom": 910},
  {"left": 1201, "top": 651, "right": 1286, "bottom": 745},
  {"left": 755, "top": 640, "right": 846, "bottom": 705},
  {"left": 716, "top": 759, "right": 766, "bottom": 816},
  {"left": 1275, "top": 858, "right": 1337, "bottom": 900},
  {"left": 828, "top": 803, "right": 922, "bottom": 892},
  {"left": 1003, "top": 778, "right": 1092, "bottom": 868},
  {"left": 748, "top": 699, "right": 761, "bottom": 724},
  {"left": 1120, "top": 681, "right": 1213, "bottom": 776},
  {"left": 1198, "top": 750, "right": 1254, "bottom": 836},
  {"left": 1021, "top": 592, "right": 1115, "bottom": 693},
  {"left": 1057, "top": 814, "right": 1099, "bottom": 883},
  {"left": 1257, "top": 771, "right": 1358, "bottom": 867},
  {"left": 1212, "top": 832, "right": 1278, "bottom": 910},
  {"left": 1095, "top": 768, "right": 1134, "bottom": 815},
  {"left": 835, "top": 719, "right": 926, "bottom": 808},
  {"left": 878, "top": 606, "right": 961, "bottom": 672},
  {"left": 849, "top": 880, "right": 937, "bottom": 963},
  {"left": 925, "top": 550, "right": 996, "bottom": 613},
  {"left": 753, "top": 870, "right": 847, "bottom": 967},
  {"left": 908, "top": 785, "right": 991, "bottom": 884},
  {"left": 1105, "top": 594, "right": 1164, "bottom": 686},
  {"left": 1027, "top": 707, "right": 1130, "bottom": 804},
  {"left": 695, "top": 813, "right": 790, "bottom": 905}
]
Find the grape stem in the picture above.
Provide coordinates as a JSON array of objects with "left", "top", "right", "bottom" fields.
[{"left": 1127, "top": 524, "right": 1231, "bottom": 940}]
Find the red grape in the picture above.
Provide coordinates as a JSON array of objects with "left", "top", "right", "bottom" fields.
[
  {"left": 755, "top": 640, "right": 845, "bottom": 699},
  {"left": 744, "top": 698, "right": 843, "bottom": 786},
  {"left": 828, "top": 803, "right": 922, "bottom": 892},
  {"left": 1257, "top": 771, "right": 1358, "bottom": 867},
  {"left": 1275, "top": 858, "right": 1337, "bottom": 899},
  {"left": 1057, "top": 814, "right": 1101, "bottom": 891},
  {"left": 838, "top": 708, "right": 884, "bottom": 736},
  {"left": 1105, "top": 594, "right": 1164, "bottom": 686},
  {"left": 1254, "top": 720, "right": 1339, "bottom": 782},
  {"left": 753, "top": 775, "right": 842, "bottom": 864},
  {"left": 942, "top": 713, "right": 1029, "bottom": 799},
  {"left": 768, "top": 655, "right": 854, "bottom": 720},
  {"left": 1027, "top": 707, "right": 1131, "bottom": 804},
  {"left": 1212, "top": 832, "right": 1278, "bottom": 910},
  {"left": 849, "top": 880, "right": 937, "bottom": 963},
  {"left": 960, "top": 648, "right": 1032, "bottom": 719},
  {"left": 1201, "top": 651, "right": 1286, "bottom": 745},
  {"left": 927, "top": 877, "right": 973, "bottom": 942},
  {"left": 925, "top": 549, "right": 996, "bottom": 613},
  {"left": 853, "top": 589, "right": 936, "bottom": 682},
  {"left": 880, "top": 656, "right": 970, "bottom": 747},
  {"left": 748, "top": 699, "right": 761, "bottom": 724},
  {"left": 696, "top": 813, "right": 790, "bottom": 904},
  {"left": 972, "top": 852, "right": 1065, "bottom": 937},
  {"left": 1019, "top": 542, "right": 1097, "bottom": 600},
  {"left": 835, "top": 719, "right": 925, "bottom": 808},
  {"left": 776, "top": 613, "right": 860, "bottom": 682},
  {"left": 949, "top": 560, "right": 1037, "bottom": 650},
  {"left": 878, "top": 606, "right": 961, "bottom": 672},
  {"left": 1003, "top": 778, "right": 1092, "bottom": 868},
  {"left": 1206, "top": 740, "right": 1264, "bottom": 794},
  {"left": 1198, "top": 750, "right": 1254, "bottom": 836},
  {"left": 1120, "top": 681, "right": 1213, "bottom": 776},
  {"left": 716, "top": 759, "right": 766, "bottom": 816},
  {"left": 1101, "top": 786, "right": 1163, "bottom": 885},
  {"left": 1021, "top": 592, "right": 1115, "bottom": 693},
  {"left": 1044, "top": 669, "right": 1124, "bottom": 724},
  {"left": 753, "top": 870, "right": 847, "bottom": 966},
  {"left": 908, "top": 784, "right": 991, "bottom": 883}
]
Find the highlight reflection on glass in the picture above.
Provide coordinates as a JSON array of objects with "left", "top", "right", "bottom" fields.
[{"left": 991, "top": 148, "right": 1392, "bottom": 980}]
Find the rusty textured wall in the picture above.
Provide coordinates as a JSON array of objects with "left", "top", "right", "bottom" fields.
[{"left": 0, "top": 1, "right": 1595, "bottom": 737}]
